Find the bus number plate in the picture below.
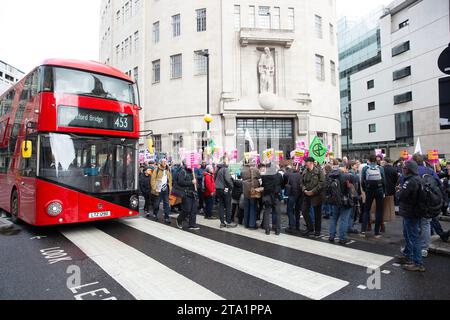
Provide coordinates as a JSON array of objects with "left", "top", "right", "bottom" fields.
[{"left": 88, "top": 211, "right": 112, "bottom": 219}]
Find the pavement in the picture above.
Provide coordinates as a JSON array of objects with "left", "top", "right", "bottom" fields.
[{"left": 189, "top": 200, "right": 450, "bottom": 258}]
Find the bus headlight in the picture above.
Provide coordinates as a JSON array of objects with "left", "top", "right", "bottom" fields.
[
  {"left": 47, "top": 202, "right": 63, "bottom": 216},
  {"left": 130, "top": 196, "right": 139, "bottom": 210}
]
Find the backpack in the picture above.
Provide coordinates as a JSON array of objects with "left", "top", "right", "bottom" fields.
[
  {"left": 416, "top": 174, "right": 444, "bottom": 219},
  {"left": 366, "top": 165, "right": 383, "bottom": 188},
  {"left": 325, "top": 173, "right": 344, "bottom": 207}
]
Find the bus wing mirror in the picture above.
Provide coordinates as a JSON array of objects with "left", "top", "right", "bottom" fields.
[{"left": 22, "top": 141, "right": 32, "bottom": 159}]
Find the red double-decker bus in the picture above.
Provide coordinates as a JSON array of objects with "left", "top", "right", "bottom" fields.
[{"left": 0, "top": 59, "right": 141, "bottom": 226}]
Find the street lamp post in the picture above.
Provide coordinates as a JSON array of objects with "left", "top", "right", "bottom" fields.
[
  {"left": 343, "top": 109, "right": 350, "bottom": 158},
  {"left": 198, "top": 50, "right": 210, "bottom": 132}
]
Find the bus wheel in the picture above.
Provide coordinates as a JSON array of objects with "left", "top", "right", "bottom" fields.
[{"left": 10, "top": 191, "right": 20, "bottom": 224}]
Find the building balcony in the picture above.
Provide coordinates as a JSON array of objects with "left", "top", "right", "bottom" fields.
[{"left": 239, "top": 28, "right": 295, "bottom": 48}]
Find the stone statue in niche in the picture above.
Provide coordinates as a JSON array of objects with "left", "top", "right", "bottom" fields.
[{"left": 258, "top": 47, "right": 275, "bottom": 94}]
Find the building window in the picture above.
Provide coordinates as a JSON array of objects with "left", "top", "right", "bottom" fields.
[
  {"left": 395, "top": 111, "right": 413, "bottom": 139},
  {"left": 315, "top": 15, "right": 323, "bottom": 39},
  {"left": 369, "top": 124, "right": 376, "bottom": 133},
  {"left": 330, "top": 60, "right": 336, "bottom": 86},
  {"left": 116, "top": 10, "right": 121, "bottom": 24},
  {"left": 116, "top": 45, "right": 120, "bottom": 61},
  {"left": 134, "top": 0, "right": 140, "bottom": 16},
  {"left": 234, "top": 5, "right": 241, "bottom": 31},
  {"left": 196, "top": 8, "right": 207, "bottom": 32},
  {"left": 194, "top": 50, "right": 208, "bottom": 75},
  {"left": 315, "top": 55, "right": 325, "bottom": 81},
  {"left": 124, "top": 38, "right": 129, "bottom": 57},
  {"left": 249, "top": 6, "right": 256, "bottom": 28},
  {"left": 394, "top": 91, "right": 412, "bottom": 105},
  {"left": 153, "top": 22, "right": 160, "bottom": 43},
  {"left": 152, "top": 60, "right": 160, "bottom": 83},
  {"left": 134, "top": 31, "right": 139, "bottom": 52},
  {"left": 272, "top": 7, "right": 280, "bottom": 29},
  {"left": 153, "top": 135, "right": 162, "bottom": 153},
  {"left": 133, "top": 67, "right": 139, "bottom": 82},
  {"left": 124, "top": 2, "right": 130, "bottom": 20},
  {"left": 170, "top": 54, "right": 182, "bottom": 79},
  {"left": 258, "top": 6, "right": 271, "bottom": 29},
  {"left": 399, "top": 19, "right": 409, "bottom": 30},
  {"left": 368, "top": 102, "right": 375, "bottom": 111},
  {"left": 172, "top": 14, "right": 181, "bottom": 37},
  {"left": 288, "top": 8, "right": 295, "bottom": 30},
  {"left": 329, "top": 23, "right": 334, "bottom": 45},
  {"left": 393, "top": 66, "right": 411, "bottom": 81},
  {"left": 367, "top": 80, "right": 375, "bottom": 89},
  {"left": 392, "top": 41, "right": 410, "bottom": 57}
]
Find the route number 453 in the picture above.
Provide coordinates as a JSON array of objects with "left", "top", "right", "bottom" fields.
[{"left": 114, "top": 117, "right": 128, "bottom": 129}]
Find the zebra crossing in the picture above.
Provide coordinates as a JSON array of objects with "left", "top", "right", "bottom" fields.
[{"left": 59, "top": 216, "right": 395, "bottom": 301}]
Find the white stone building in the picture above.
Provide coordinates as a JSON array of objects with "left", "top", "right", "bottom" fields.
[
  {"left": 350, "top": 0, "right": 450, "bottom": 158},
  {"left": 0, "top": 60, "right": 25, "bottom": 95},
  {"left": 100, "top": 0, "right": 341, "bottom": 159}
]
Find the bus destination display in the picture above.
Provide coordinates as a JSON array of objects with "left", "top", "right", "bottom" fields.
[{"left": 58, "top": 106, "right": 133, "bottom": 132}]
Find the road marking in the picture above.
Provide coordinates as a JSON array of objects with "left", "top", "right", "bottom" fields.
[
  {"left": 392, "top": 263, "right": 401, "bottom": 267},
  {"left": 122, "top": 218, "right": 349, "bottom": 301},
  {"left": 61, "top": 226, "right": 222, "bottom": 300},
  {"left": 382, "top": 270, "right": 391, "bottom": 275},
  {"left": 357, "top": 285, "right": 367, "bottom": 290},
  {"left": 195, "top": 216, "right": 393, "bottom": 268}
]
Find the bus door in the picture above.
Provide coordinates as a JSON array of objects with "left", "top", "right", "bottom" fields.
[{"left": 18, "top": 134, "right": 37, "bottom": 223}]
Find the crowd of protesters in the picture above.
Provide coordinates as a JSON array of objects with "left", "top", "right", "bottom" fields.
[{"left": 140, "top": 153, "right": 450, "bottom": 273}]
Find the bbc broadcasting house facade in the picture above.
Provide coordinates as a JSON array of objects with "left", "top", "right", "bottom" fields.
[{"left": 99, "top": 0, "right": 341, "bottom": 160}]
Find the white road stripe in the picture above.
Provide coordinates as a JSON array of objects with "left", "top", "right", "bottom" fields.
[
  {"left": 122, "top": 218, "right": 349, "bottom": 300},
  {"left": 61, "top": 226, "right": 223, "bottom": 300},
  {"left": 196, "top": 216, "right": 393, "bottom": 268}
]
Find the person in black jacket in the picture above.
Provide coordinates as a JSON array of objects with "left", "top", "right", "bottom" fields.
[
  {"left": 231, "top": 175, "right": 244, "bottom": 224},
  {"left": 261, "top": 164, "right": 284, "bottom": 236},
  {"left": 139, "top": 167, "right": 152, "bottom": 216},
  {"left": 396, "top": 160, "right": 425, "bottom": 272},
  {"left": 381, "top": 158, "right": 399, "bottom": 232},
  {"left": 284, "top": 166, "right": 303, "bottom": 233},
  {"left": 215, "top": 157, "right": 237, "bottom": 228},
  {"left": 176, "top": 161, "right": 200, "bottom": 231}
]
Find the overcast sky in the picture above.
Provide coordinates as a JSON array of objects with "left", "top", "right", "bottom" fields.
[{"left": 1, "top": 0, "right": 392, "bottom": 74}]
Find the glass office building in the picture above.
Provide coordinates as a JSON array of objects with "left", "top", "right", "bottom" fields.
[{"left": 338, "top": 7, "right": 384, "bottom": 158}]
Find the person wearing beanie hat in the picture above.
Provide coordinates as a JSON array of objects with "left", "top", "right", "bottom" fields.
[{"left": 396, "top": 160, "right": 425, "bottom": 272}]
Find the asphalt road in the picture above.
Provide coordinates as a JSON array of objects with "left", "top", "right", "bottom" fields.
[{"left": 1, "top": 213, "right": 450, "bottom": 301}]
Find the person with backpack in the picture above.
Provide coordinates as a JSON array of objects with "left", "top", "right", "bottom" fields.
[
  {"left": 396, "top": 160, "right": 425, "bottom": 272},
  {"left": 326, "top": 163, "right": 356, "bottom": 245},
  {"left": 412, "top": 154, "right": 445, "bottom": 257},
  {"left": 176, "top": 160, "right": 201, "bottom": 231},
  {"left": 241, "top": 159, "right": 261, "bottom": 230},
  {"left": 151, "top": 158, "right": 173, "bottom": 224},
  {"left": 215, "top": 157, "right": 237, "bottom": 228},
  {"left": 361, "top": 155, "right": 386, "bottom": 238},
  {"left": 203, "top": 165, "right": 216, "bottom": 220},
  {"left": 196, "top": 160, "right": 207, "bottom": 214},
  {"left": 301, "top": 157, "right": 325, "bottom": 237}
]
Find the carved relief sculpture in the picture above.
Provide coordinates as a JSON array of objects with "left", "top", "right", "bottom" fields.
[{"left": 258, "top": 47, "right": 275, "bottom": 94}]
